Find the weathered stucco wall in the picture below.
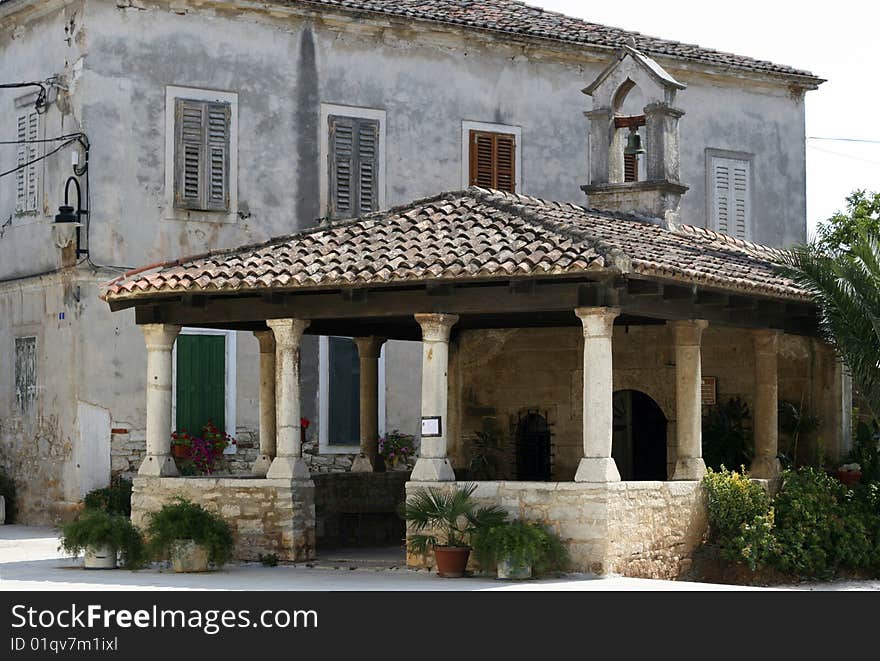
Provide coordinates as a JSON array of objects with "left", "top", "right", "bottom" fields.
[
  {"left": 131, "top": 476, "right": 316, "bottom": 561},
  {"left": 405, "top": 480, "right": 707, "bottom": 578}
]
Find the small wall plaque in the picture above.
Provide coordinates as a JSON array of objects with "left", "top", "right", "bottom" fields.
[
  {"left": 701, "top": 376, "right": 717, "bottom": 406},
  {"left": 421, "top": 416, "right": 442, "bottom": 438}
]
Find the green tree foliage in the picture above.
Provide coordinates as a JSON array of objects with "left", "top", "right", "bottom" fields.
[{"left": 815, "top": 190, "right": 880, "bottom": 255}]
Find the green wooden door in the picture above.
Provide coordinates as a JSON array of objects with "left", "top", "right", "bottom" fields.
[{"left": 176, "top": 334, "right": 226, "bottom": 434}]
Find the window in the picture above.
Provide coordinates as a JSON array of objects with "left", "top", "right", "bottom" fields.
[
  {"left": 15, "top": 109, "right": 40, "bottom": 213},
  {"left": 708, "top": 152, "right": 752, "bottom": 240},
  {"left": 173, "top": 98, "right": 230, "bottom": 211},
  {"left": 164, "top": 86, "right": 238, "bottom": 219},
  {"left": 461, "top": 121, "right": 522, "bottom": 193},
  {"left": 14, "top": 336, "right": 36, "bottom": 415},
  {"left": 171, "top": 329, "right": 237, "bottom": 447},
  {"left": 327, "top": 115, "right": 380, "bottom": 220}
]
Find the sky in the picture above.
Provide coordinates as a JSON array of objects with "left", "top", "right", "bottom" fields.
[{"left": 535, "top": 0, "right": 880, "bottom": 238}]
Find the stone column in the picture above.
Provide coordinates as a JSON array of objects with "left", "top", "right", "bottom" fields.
[
  {"left": 252, "top": 330, "right": 276, "bottom": 476},
  {"left": 265, "top": 318, "right": 310, "bottom": 480},
  {"left": 585, "top": 107, "right": 614, "bottom": 185},
  {"left": 411, "top": 313, "right": 458, "bottom": 482},
  {"left": 351, "top": 336, "right": 386, "bottom": 473},
  {"left": 644, "top": 102, "right": 685, "bottom": 183},
  {"left": 668, "top": 320, "right": 709, "bottom": 480},
  {"left": 574, "top": 307, "right": 621, "bottom": 482},
  {"left": 752, "top": 330, "right": 781, "bottom": 479},
  {"left": 139, "top": 323, "right": 181, "bottom": 477}
]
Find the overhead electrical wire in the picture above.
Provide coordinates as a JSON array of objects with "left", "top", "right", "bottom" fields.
[{"left": 807, "top": 136, "right": 880, "bottom": 145}]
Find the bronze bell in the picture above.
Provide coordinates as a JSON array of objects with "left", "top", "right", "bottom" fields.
[{"left": 624, "top": 128, "right": 646, "bottom": 156}]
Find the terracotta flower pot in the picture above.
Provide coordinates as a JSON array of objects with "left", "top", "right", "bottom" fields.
[
  {"left": 836, "top": 469, "right": 862, "bottom": 487},
  {"left": 172, "top": 444, "right": 190, "bottom": 459},
  {"left": 433, "top": 546, "right": 471, "bottom": 578}
]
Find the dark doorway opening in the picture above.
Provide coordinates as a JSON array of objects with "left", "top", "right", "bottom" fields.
[
  {"left": 612, "top": 390, "right": 668, "bottom": 481},
  {"left": 515, "top": 410, "right": 552, "bottom": 481}
]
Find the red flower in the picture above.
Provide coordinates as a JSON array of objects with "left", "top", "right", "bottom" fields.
[{"left": 300, "top": 417, "right": 310, "bottom": 430}]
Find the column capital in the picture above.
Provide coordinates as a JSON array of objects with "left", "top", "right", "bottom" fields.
[
  {"left": 267, "top": 318, "right": 310, "bottom": 347},
  {"left": 574, "top": 306, "right": 620, "bottom": 338},
  {"left": 753, "top": 328, "right": 780, "bottom": 354},
  {"left": 414, "top": 313, "right": 459, "bottom": 342},
  {"left": 253, "top": 329, "right": 276, "bottom": 354},
  {"left": 667, "top": 319, "right": 709, "bottom": 346},
  {"left": 353, "top": 336, "right": 386, "bottom": 360},
  {"left": 643, "top": 101, "right": 686, "bottom": 119},
  {"left": 141, "top": 324, "right": 181, "bottom": 351},
  {"left": 584, "top": 106, "right": 613, "bottom": 121}
]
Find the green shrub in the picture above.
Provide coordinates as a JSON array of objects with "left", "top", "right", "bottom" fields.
[
  {"left": 473, "top": 520, "right": 569, "bottom": 576},
  {"left": 702, "top": 467, "right": 775, "bottom": 571},
  {"left": 770, "top": 468, "right": 880, "bottom": 577},
  {"left": 0, "top": 469, "right": 17, "bottom": 523},
  {"left": 59, "top": 509, "right": 147, "bottom": 569},
  {"left": 83, "top": 477, "right": 133, "bottom": 516},
  {"left": 146, "top": 498, "right": 234, "bottom": 567}
]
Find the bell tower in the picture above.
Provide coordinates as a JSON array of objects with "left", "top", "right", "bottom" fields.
[{"left": 582, "top": 39, "right": 688, "bottom": 227}]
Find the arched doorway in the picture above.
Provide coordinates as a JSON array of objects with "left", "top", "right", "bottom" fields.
[
  {"left": 612, "top": 390, "right": 667, "bottom": 480},
  {"left": 515, "top": 410, "right": 552, "bottom": 481}
]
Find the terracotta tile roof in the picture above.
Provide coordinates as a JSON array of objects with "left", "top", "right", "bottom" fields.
[
  {"left": 290, "top": 0, "right": 821, "bottom": 81},
  {"left": 102, "top": 188, "right": 807, "bottom": 305}
]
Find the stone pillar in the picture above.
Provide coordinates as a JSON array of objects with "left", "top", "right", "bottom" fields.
[
  {"left": 265, "top": 318, "right": 310, "bottom": 479},
  {"left": 411, "top": 313, "right": 458, "bottom": 482},
  {"left": 574, "top": 307, "right": 621, "bottom": 482},
  {"left": 668, "top": 320, "right": 709, "bottom": 480},
  {"left": 585, "top": 107, "right": 614, "bottom": 185},
  {"left": 351, "top": 336, "right": 386, "bottom": 473},
  {"left": 644, "top": 102, "right": 685, "bottom": 183},
  {"left": 751, "top": 330, "right": 781, "bottom": 479},
  {"left": 139, "top": 324, "right": 181, "bottom": 477},
  {"left": 252, "top": 330, "right": 276, "bottom": 476}
]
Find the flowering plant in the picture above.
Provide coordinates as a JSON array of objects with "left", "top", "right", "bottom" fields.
[
  {"left": 378, "top": 430, "right": 416, "bottom": 465},
  {"left": 171, "top": 421, "right": 235, "bottom": 474}
]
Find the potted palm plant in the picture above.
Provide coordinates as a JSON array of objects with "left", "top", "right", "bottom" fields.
[
  {"left": 146, "top": 498, "right": 234, "bottom": 572},
  {"left": 472, "top": 520, "right": 569, "bottom": 580},
  {"left": 59, "top": 509, "right": 146, "bottom": 570},
  {"left": 403, "top": 482, "right": 506, "bottom": 577}
]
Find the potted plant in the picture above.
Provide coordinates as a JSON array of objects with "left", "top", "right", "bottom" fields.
[
  {"left": 171, "top": 430, "right": 193, "bottom": 459},
  {"left": 473, "top": 520, "right": 569, "bottom": 580},
  {"left": 379, "top": 430, "right": 416, "bottom": 470},
  {"left": 146, "top": 498, "right": 233, "bottom": 572},
  {"left": 836, "top": 462, "right": 862, "bottom": 486},
  {"left": 403, "top": 482, "right": 506, "bottom": 577},
  {"left": 59, "top": 509, "right": 146, "bottom": 570}
]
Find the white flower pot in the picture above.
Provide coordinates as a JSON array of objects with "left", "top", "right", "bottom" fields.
[
  {"left": 170, "top": 539, "right": 210, "bottom": 573},
  {"left": 497, "top": 558, "right": 532, "bottom": 580},
  {"left": 84, "top": 544, "right": 117, "bottom": 570}
]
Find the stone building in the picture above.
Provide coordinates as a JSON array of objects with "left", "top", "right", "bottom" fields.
[
  {"left": 0, "top": 0, "right": 834, "bottom": 548},
  {"left": 101, "top": 42, "right": 844, "bottom": 576}
]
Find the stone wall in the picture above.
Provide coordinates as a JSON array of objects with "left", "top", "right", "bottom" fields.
[
  {"left": 405, "top": 480, "right": 706, "bottom": 578},
  {"left": 131, "top": 476, "right": 316, "bottom": 562},
  {"left": 314, "top": 472, "right": 409, "bottom": 548}
]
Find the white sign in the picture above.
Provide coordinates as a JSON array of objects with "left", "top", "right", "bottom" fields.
[{"left": 421, "top": 416, "right": 442, "bottom": 437}]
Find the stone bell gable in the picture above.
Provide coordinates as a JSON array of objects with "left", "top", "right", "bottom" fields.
[{"left": 582, "top": 40, "right": 689, "bottom": 227}]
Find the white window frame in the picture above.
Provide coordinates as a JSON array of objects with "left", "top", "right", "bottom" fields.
[
  {"left": 164, "top": 85, "right": 239, "bottom": 223},
  {"left": 705, "top": 148, "right": 753, "bottom": 241},
  {"left": 318, "top": 336, "right": 387, "bottom": 454},
  {"left": 460, "top": 120, "right": 523, "bottom": 192},
  {"left": 318, "top": 103, "right": 387, "bottom": 218},
  {"left": 171, "top": 328, "right": 237, "bottom": 453}
]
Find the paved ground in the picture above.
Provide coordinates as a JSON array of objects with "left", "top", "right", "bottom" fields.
[{"left": 1, "top": 526, "right": 877, "bottom": 591}]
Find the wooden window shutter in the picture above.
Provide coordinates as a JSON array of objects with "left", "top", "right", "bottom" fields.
[
  {"left": 469, "top": 130, "right": 516, "bottom": 193},
  {"left": 15, "top": 113, "right": 27, "bottom": 212},
  {"left": 624, "top": 153, "right": 638, "bottom": 183},
  {"left": 711, "top": 156, "right": 750, "bottom": 240},
  {"left": 15, "top": 111, "right": 38, "bottom": 213},
  {"left": 357, "top": 118, "right": 379, "bottom": 215},
  {"left": 329, "top": 115, "right": 380, "bottom": 219},
  {"left": 26, "top": 111, "right": 38, "bottom": 212},
  {"left": 328, "top": 115, "right": 354, "bottom": 220},
  {"left": 174, "top": 98, "right": 230, "bottom": 211},
  {"left": 15, "top": 336, "right": 37, "bottom": 415}
]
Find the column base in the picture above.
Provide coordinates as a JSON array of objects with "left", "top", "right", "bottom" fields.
[
  {"left": 574, "top": 457, "right": 620, "bottom": 483},
  {"left": 750, "top": 456, "right": 781, "bottom": 480},
  {"left": 351, "top": 454, "right": 377, "bottom": 473},
  {"left": 410, "top": 457, "right": 455, "bottom": 482},
  {"left": 252, "top": 454, "right": 273, "bottom": 477},
  {"left": 266, "top": 456, "right": 311, "bottom": 479},
  {"left": 671, "top": 457, "right": 707, "bottom": 481},
  {"left": 138, "top": 454, "right": 178, "bottom": 477}
]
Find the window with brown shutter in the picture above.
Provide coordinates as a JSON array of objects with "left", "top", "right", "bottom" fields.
[{"left": 469, "top": 130, "right": 516, "bottom": 193}]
